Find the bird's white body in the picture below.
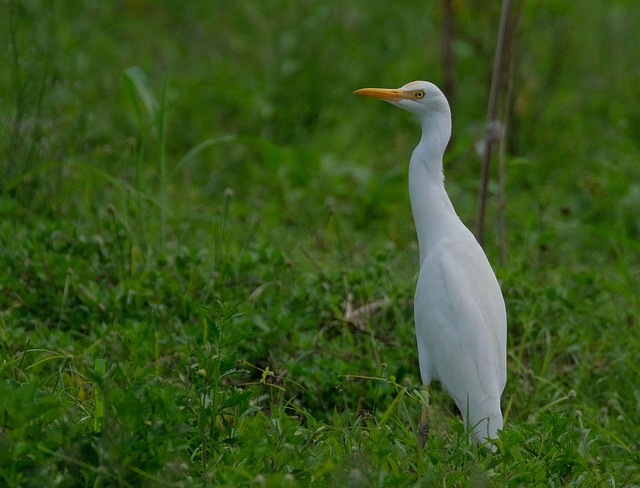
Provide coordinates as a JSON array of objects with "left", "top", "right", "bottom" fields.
[{"left": 356, "top": 81, "right": 507, "bottom": 446}]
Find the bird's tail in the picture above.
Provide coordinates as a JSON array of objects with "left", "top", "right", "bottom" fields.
[{"left": 468, "top": 410, "right": 503, "bottom": 451}]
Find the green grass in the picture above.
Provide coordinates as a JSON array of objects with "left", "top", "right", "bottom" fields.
[{"left": 1, "top": 0, "right": 640, "bottom": 486}]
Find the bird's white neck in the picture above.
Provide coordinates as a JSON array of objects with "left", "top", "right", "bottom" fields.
[{"left": 408, "top": 115, "right": 463, "bottom": 265}]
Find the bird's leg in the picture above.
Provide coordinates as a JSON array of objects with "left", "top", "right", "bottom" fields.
[
  {"left": 418, "top": 386, "right": 430, "bottom": 447},
  {"left": 418, "top": 404, "right": 430, "bottom": 447}
]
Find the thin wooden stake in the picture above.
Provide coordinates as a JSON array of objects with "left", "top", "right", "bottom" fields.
[
  {"left": 498, "top": 110, "right": 507, "bottom": 266},
  {"left": 475, "top": 0, "right": 513, "bottom": 246},
  {"left": 498, "top": 10, "right": 517, "bottom": 266}
]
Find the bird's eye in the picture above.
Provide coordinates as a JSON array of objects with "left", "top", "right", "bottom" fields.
[{"left": 414, "top": 90, "right": 425, "bottom": 99}]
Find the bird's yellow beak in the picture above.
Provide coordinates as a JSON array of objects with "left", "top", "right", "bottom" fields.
[{"left": 353, "top": 87, "right": 405, "bottom": 102}]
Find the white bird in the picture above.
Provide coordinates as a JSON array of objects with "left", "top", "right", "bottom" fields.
[{"left": 355, "top": 81, "right": 507, "bottom": 448}]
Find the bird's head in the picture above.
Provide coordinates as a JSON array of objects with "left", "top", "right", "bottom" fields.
[{"left": 354, "top": 80, "right": 450, "bottom": 121}]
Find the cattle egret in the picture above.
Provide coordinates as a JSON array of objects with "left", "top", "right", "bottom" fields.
[{"left": 355, "top": 81, "right": 507, "bottom": 448}]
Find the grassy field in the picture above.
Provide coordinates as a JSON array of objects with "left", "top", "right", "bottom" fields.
[{"left": 2, "top": 1, "right": 640, "bottom": 486}]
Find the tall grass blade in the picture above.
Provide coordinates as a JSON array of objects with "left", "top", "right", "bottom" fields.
[{"left": 93, "top": 358, "right": 107, "bottom": 433}]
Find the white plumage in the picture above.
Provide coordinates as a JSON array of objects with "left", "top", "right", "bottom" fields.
[{"left": 355, "top": 81, "right": 507, "bottom": 447}]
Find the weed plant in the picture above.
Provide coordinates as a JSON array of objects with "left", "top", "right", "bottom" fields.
[{"left": 1, "top": 1, "right": 639, "bottom": 486}]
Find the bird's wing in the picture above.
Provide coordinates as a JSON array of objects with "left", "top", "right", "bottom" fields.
[{"left": 415, "top": 239, "right": 506, "bottom": 409}]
